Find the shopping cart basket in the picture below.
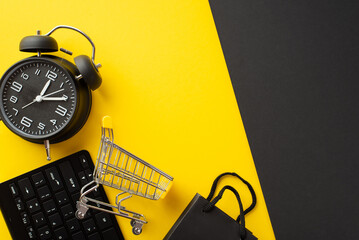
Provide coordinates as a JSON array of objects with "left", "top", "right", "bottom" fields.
[{"left": 76, "top": 116, "right": 174, "bottom": 235}]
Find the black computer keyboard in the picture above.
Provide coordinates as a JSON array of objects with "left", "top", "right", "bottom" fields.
[{"left": 0, "top": 150, "right": 124, "bottom": 240}]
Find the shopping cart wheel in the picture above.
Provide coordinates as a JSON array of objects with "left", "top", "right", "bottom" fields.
[
  {"left": 132, "top": 227, "right": 142, "bottom": 235},
  {"left": 75, "top": 210, "right": 85, "bottom": 220},
  {"left": 130, "top": 219, "right": 136, "bottom": 227}
]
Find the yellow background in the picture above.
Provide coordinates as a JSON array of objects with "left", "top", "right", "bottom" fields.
[{"left": 0, "top": 1, "right": 275, "bottom": 239}]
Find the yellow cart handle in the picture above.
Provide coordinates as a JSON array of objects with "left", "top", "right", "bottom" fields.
[{"left": 102, "top": 116, "right": 113, "bottom": 129}]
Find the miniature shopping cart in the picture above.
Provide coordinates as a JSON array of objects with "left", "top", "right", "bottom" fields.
[{"left": 76, "top": 116, "right": 173, "bottom": 235}]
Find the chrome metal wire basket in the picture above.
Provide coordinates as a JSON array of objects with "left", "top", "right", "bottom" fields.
[{"left": 76, "top": 116, "right": 173, "bottom": 235}]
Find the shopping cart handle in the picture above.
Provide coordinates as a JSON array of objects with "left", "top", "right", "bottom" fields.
[{"left": 102, "top": 116, "right": 113, "bottom": 129}]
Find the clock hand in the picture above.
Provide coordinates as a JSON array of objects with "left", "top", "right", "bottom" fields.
[
  {"left": 22, "top": 89, "right": 65, "bottom": 109},
  {"left": 39, "top": 80, "right": 51, "bottom": 96},
  {"left": 22, "top": 99, "right": 37, "bottom": 109},
  {"left": 42, "top": 88, "right": 65, "bottom": 98},
  {"left": 42, "top": 95, "right": 68, "bottom": 101}
]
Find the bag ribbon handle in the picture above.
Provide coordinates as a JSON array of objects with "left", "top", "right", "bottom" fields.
[
  {"left": 206, "top": 172, "right": 257, "bottom": 215},
  {"left": 203, "top": 185, "right": 246, "bottom": 240}
]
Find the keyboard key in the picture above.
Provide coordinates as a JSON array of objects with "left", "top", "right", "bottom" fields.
[
  {"left": 45, "top": 167, "right": 64, "bottom": 192},
  {"left": 79, "top": 154, "right": 89, "bottom": 168},
  {"left": 55, "top": 190, "right": 69, "bottom": 205},
  {"left": 54, "top": 227, "right": 68, "bottom": 240},
  {"left": 32, "top": 212, "right": 46, "bottom": 227},
  {"left": 37, "top": 185, "right": 51, "bottom": 201},
  {"left": 95, "top": 212, "right": 112, "bottom": 230},
  {"left": 82, "top": 218, "right": 97, "bottom": 234},
  {"left": 88, "top": 232, "right": 101, "bottom": 240},
  {"left": 72, "top": 231, "right": 86, "bottom": 240},
  {"left": 15, "top": 197, "right": 24, "bottom": 211},
  {"left": 102, "top": 228, "right": 122, "bottom": 240},
  {"left": 21, "top": 212, "right": 30, "bottom": 225},
  {"left": 31, "top": 172, "right": 46, "bottom": 187},
  {"left": 66, "top": 218, "right": 80, "bottom": 233},
  {"left": 37, "top": 225, "right": 52, "bottom": 240},
  {"left": 18, "top": 178, "right": 35, "bottom": 200},
  {"left": 59, "top": 161, "right": 80, "bottom": 193},
  {"left": 43, "top": 199, "right": 57, "bottom": 215},
  {"left": 9, "top": 183, "right": 18, "bottom": 197},
  {"left": 78, "top": 171, "right": 88, "bottom": 186},
  {"left": 27, "top": 198, "right": 41, "bottom": 213},
  {"left": 85, "top": 169, "right": 93, "bottom": 181},
  {"left": 49, "top": 212, "right": 63, "bottom": 228},
  {"left": 61, "top": 204, "right": 74, "bottom": 219},
  {"left": 84, "top": 209, "right": 92, "bottom": 219},
  {"left": 26, "top": 226, "right": 36, "bottom": 239},
  {"left": 72, "top": 192, "right": 80, "bottom": 204}
]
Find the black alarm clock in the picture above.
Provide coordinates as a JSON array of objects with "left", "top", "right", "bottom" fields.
[{"left": 0, "top": 25, "right": 102, "bottom": 160}]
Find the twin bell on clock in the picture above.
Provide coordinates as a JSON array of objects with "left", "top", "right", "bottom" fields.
[{"left": 0, "top": 25, "right": 102, "bottom": 160}]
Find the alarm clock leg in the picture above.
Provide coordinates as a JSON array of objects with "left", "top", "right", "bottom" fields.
[{"left": 44, "top": 140, "right": 51, "bottom": 161}]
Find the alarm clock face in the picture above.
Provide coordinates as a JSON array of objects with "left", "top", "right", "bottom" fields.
[{"left": 0, "top": 58, "right": 78, "bottom": 141}]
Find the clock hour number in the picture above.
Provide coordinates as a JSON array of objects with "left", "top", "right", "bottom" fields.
[
  {"left": 10, "top": 96, "right": 18, "bottom": 104},
  {"left": 21, "top": 73, "right": 29, "bottom": 80},
  {"left": 20, "top": 116, "right": 33, "bottom": 128},
  {"left": 10, "top": 81, "right": 22, "bottom": 93},
  {"left": 35, "top": 69, "right": 41, "bottom": 76},
  {"left": 50, "top": 119, "right": 57, "bottom": 125},
  {"left": 37, "top": 122, "right": 46, "bottom": 130},
  {"left": 55, "top": 105, "right": 67, "bottom": 117},
  {"left": 12, "top": 108, "right": 18, "bottom": 116},
  {"left": 45, "top": 70, "right": 57, "bottom": 81}
]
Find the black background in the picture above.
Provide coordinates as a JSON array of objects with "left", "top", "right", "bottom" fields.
[{"left": 209, "top": 0, "right": 359, "bottom": 239}]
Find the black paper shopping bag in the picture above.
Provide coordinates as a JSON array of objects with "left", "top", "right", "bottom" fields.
[{"left": 164, "top": 172, "right": 258, "bottom": 240}]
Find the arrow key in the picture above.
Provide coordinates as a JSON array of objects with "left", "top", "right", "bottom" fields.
[
  {"left": 32, "top": 212, "right": 46, "bottom": 227},
  {"left": 82, "top": 218, "right": 97, "bottom": 235},
  {"left": 27, "top": 198, "right": 41, "bottom": 214}
]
